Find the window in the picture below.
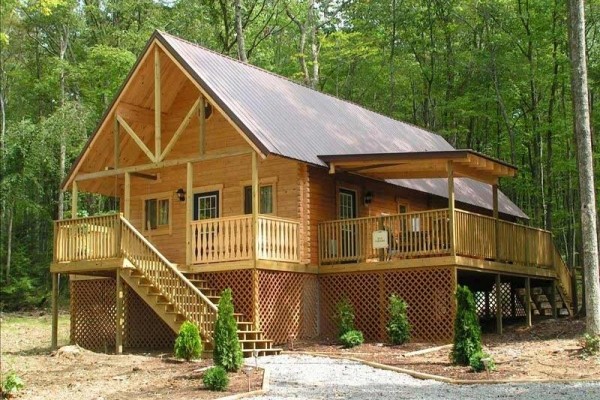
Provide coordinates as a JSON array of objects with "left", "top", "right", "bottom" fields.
[
  {"left": 398, "top": 202, "right": 409, "bottom": 214},
  {"left": 194, "top": 191, "right": 220, "bottom": 220},
  {"left": 144, "top": 197, "right": 170, "bottom": 232},
  {"left": 244, "top": 185, "right": 273, "bottom": 214}
]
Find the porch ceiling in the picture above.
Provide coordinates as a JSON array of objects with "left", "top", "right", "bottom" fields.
[{"left": 318, "top": 150, "right": 517, "bottom": 185}]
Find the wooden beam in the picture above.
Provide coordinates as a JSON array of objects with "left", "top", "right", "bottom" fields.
[
  {"left": 448, "top": 161, "right": 456, "bottom": 256},
  {"left": 113, "top": 116, "right": 120, "bottom": 168},
  {"left": 185, "top": 162, "right": 193, "bottom": 266},
  {"left": 525, "top": 277, "right": 532, "bottom": 327},
  {"left": 496, "top": 274, "right": 503, "bottom": 335},
  {"left": 116, "top": 270, "right": 124, "bottom": 354},
  {"left": 251, "top": 151, "right": 259, "bottom": 329},
  {"left": 493, "top": 184, "right": 499, "bottom": 260},
  {"left": 124, "top": 172, "right": 131, "bottom": 219},
  {"left": 71, "top": 181, "right": 78, "bottom": 219},
  {"left": 75, "top": 148, "right": 253, "bottom": 181},
  {"left": 154, "top": 47, "right": 162, "bottom": 160},
  {"left": 51, "top": 273, "right": 58, "bottom": 349},
  {"left": 199, "top": 95, "right": 206, "bottom": 155},
  {"left": 116, "top": 114, "right": 156, "bottom": 163},
  {"left": 160, "top": 97, "right": 201, "bottom": 161},
  {"left": 550, "top": 281, "right": 558, "bottom": 318}
]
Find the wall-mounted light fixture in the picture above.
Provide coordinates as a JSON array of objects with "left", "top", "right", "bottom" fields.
[
  {"left": 176, "top": 188, "right": 186, "bottom": 202},
  {"left": 364, "top": 191, "right": 373, "bottom": 205}
]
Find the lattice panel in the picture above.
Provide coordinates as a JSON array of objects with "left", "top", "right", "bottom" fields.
[
  {"left": 475, "top": 283, "right": 526, "bottom": 319},
  {"left": 123, "top": 286, "right": 176, "bottom": 349},
  {"left": 320, "top": 267, "right": 456, "bottom": 342},
  {"left": 71, "top": 278, "right": 117, "bottom": 350},
  {"left": 257, "top": 271, "right": 318, "bottom": 344},
  {"left": 201, "top": 270, "right": 253, "bottom": 321}
]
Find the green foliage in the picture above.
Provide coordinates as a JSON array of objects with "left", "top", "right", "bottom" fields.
[
  {"left": 1, "top": 371, "right": 24, "bottom": 397},
  {"left": 213, "top": 288, "right": 243, "bottom": 372},
  {"left": 451, "top": 286, "right": 482, "bottom": 366},
  {"left": 469, "top": 351, "right": 496, "bottom": 373},
  {"left": 174, "top": 321, "right": 202, "bottom": 361},
  {"left": 202, "top": 366, "right": 229, "bottom": 391},
  {"left": 386, "top": 294, "right": 411, "bottom": 345},
  {"left": 335, "top": 297, "right": 355, "bottom": 337},
  {"left": 340, "top": 330, "right": 364, "bottom": 349},
  {"left": 581, "top": 334, "right": 600, "bottom": 356}
]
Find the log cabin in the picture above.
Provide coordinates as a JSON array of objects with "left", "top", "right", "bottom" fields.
[{"left": 50, "top": 31, "right": 573, "bottom": 354}]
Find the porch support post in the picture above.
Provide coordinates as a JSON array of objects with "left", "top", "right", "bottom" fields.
[
  {"left": 199, "top": 95, "right": 206, "bottom": 155},
  {"left": 115, "top": 270, "right": 124, "bottom": 354},
  {"left": 496, "top": 274, "right": 503, "bottom": 334},
  {"left": 550, "top": 281, "right": 558, "bottom": 318},
  {"left": 51, "top": 272, "right": 59, "bottom": 349},
  {"left": 114, "top": 116, "right": 120, "bottom": 168},
  {"left": 124, "top": 172, "right": 131, "bottom": 219},
  {"left": 154, "top": 47, "right": 161, "bottom": 160},
  {"left": 186, "top": 162, "right": 193, "bottom": 266},
  {"left": 71, "top": 181, "right": 78, "bottom": 219},
  {"left": 447, "top": 161, "right": 456, "bottom": 256},
  {"left": 525, "top": 277, "right": 532, "bottom": 327},
  {"left": 492, "top": 184, "right": 499, "bottom": 260},
  {"left": 251, "top": 152, "right": 260, "bottom": 329}
]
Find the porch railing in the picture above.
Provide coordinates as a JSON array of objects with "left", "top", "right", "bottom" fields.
[
  {"left": 54, "top": 214, "right": 120, "bottom": 262},
  {"left": 190, "top": 215, "right": 300, "bottom": 264}
]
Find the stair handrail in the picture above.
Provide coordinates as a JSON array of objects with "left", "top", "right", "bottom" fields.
[{"left": 119, "top": 215, "right": 218, "bottom": 338}]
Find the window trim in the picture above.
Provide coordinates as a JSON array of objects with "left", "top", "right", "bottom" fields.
[
  {"left": 192, "top": 184, "right": 223, "bottom": 221},
  {"left": 240, "top": 177, "right": 277, "bottom": 215},
  {"left": 141, "top": 192, "right": 173, "bottom": 236}
]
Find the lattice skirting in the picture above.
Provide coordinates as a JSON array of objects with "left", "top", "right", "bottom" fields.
[
  {"left": 474, "top": 282, "right": 526, "bottom": 319},
  {"left": 257, "top": 270, "right": 319, "bottom": 344},
  {"left": 201, "top": 269, "right": 254, "bottom": 323},
  {"left": 70, "top": 278, "right": 175, "bottom": 351},
  {"left": 319, "top": 267, "right": 456, "bottom": 342}
]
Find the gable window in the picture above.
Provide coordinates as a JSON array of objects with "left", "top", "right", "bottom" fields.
[
  {"left": 244, "top": 185, "right": 273, "bottom": 214},
  {"left": 144, "top": 197, "right": 171, "bottom": 233}
]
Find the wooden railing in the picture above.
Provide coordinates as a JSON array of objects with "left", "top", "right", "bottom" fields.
[
  {"left": 191, "top": 215, "right": 300, "bottom": 264},
  {"left": 120, "top": 216, "right": 218, "bottom": 340},
  {"left": 318, "top": 209, "right": 451, "bottom": 264},
  {"left": 54, "top": 214, "right": 120, "bottom": 262},
  {"left": 455, "top": 210, "right": 496, "bottom": 260}
]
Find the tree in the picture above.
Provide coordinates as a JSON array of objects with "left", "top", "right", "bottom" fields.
[
  {"left": 567, "top": 0, "right": 600, "bottom": 334},
  {"left": 213, "top": 288, "right": 243, "bottom": 372}
]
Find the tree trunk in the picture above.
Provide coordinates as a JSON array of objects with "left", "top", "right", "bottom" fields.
[
  {"left": 567, "top": 0, "right": 600, "bottom": 334},
  {"left": 234, "top": 0, "right": 248, "bottom": 62},
  {"left": 5, "top": 207, "right": 12, "bottom": 284},
  {"left": 57, "top": 26, "right": 69, "bottom": 221}
]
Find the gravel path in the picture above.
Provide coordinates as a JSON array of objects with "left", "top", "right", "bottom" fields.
[{"left": 246, "top": 355, "right": 600, "bottom": 399}]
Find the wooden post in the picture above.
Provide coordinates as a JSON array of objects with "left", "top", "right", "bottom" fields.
[
  {"left": 496, "top": 274, "right": 503, "bottom": 334},
  {"left": 115, "top": 271, "right": 123, "bottom": 354},
  {"left": 550, "top": 281, "right": 558, "bottom": 319},
  {"left": 154, "top": 47, "right": 161, "bottom": 160},
  {"left": 484, "top": 291, "right": 490, "bottom": 319},
  {"left": 525, "top": 277, "right": 532, "bottom": 327},
  {"left": 51, "top": 273, "right": 59, "bottom": 349},
  {"left": 186, "top": 162, "right": 193, "bottom": 266},
  {"left": 251, "top": 152, "right": 260, "bottom": 329},
  {"left": 124, "top": 172, "right": 131, "bottom": 220},
  {"left": 71, "top": 181, "right": 78, "bottom": 219},
  {"left": 510, "top": 282, "right": 517, "bottom": 318},
  {"left": 114, "top": 116, "right": 120, "bottom": 168},
  {"left": 492, "top": 184, "right": 499, "bottom": 260},
  {"left": 199, "top": 95, "right": 206, "bottom": 155},
  {"left": 447, "top": 161, "right": 456, "bottom": 256},
  {"left": 378, "top": 216, "right": 385, "bottom": 261}
]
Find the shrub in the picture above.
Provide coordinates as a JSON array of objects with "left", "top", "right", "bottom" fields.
[
  {"left": 451, "top": 285, "right": 482, "bottom": 366},
  {"left": 582, "top": 334, "right": 600, "bottom": 356},
  {"left": 340, "top": 330, "right": 364, "bottom": 348},
  {"left": 203, "top": 366, "right": 229, "bottom": 391},
  {"left": 335, "top": 297, "right": 356, "bottom": 337},
  {"left": 213, "top": 288, "right": 243, "bottom": 372},
  {"left": 1, "top": 372, "right": 24, "bottom": 397},
  {"left": 469, "top": 351, "right": 496, "bottom": 373},
  {"left": 387, "top": 294, "right": 411, "bottom": 345},
  {"left": 174, "top": 321, "right": 203, "bottom": 361}
]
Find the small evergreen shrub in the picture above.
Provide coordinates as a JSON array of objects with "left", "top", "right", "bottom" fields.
[
  {"left": 203, "top": 366, "right": 229, "bottom": 391},
  {"left": 451, "top": 285, "right": 482, "bottom": 366},
  {"left": 340, "top": 330, "right": 364, "bottom": 348},
  {"left": 581, "top": 334, "right": 600, "bottom": 356},
  {"left": 335, "top": 297, "right": 356, "bottom": 337},
  {"left": 469, "top": 351, "right": 496, "bottom": 373},
  {"left": 387, "top": 294, "right": 411, "bottom": 345},
  {"left": 174, "top": 321, "right": 203, "bottom": 361},
  {"left": 213, "top": 288, "right": 243, "bottom": 372},
  {"left": 1, "top": 371, "right": 24, "bottom": 398}
]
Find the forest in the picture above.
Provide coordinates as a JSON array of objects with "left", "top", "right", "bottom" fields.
[{"left": 0, "top": 0, "right": 598, "bottom": 310}]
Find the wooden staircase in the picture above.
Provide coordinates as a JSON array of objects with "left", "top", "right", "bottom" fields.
[
  {"left": 516, "top": 284, "right": 572, "bottom": 317},
  {"left": 119, "top": 216, "right": 281, "bottom": 356}
]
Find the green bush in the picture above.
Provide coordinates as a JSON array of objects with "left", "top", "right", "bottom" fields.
[
  {"left": 203, "top": 366, "right": 229, "bottom": 391},
  {"left": 582, "top": 334, "right": 600, "bottom": 355},
  {"left": 2, "top": 371, "right": 24, "bottom": 397},
  {"left": 451, "top": 285, "right": 482, "bottom": 366},
  {"left": 213, "top": 288, "right": 243, "bottom": 372},
  {"left": 174, "top": 321, "right": 203, "bottom": 361},
  {"left": 340, "top": 330, "right": 364, "bottom": 348},
  {"left": 335, "top": 297, "right": 356, "bottom": 337},
  {"left": 469, "top": 351, "right": 496, "bottom": 372},
  {"left": 387, "top": 294, "right": 411, "bottom": 345}
]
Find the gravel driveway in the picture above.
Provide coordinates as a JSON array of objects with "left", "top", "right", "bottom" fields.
[{"left": 246, "top": 354, "right": 600, "bottom": 399}]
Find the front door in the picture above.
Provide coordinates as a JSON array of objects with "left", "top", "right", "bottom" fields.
[
  {"left": 339, "top": 189, "right": 357, "bottom": 260},
  {"left": 192, "top": 191, "right": 220, "bottom": 260},
  {"left": 193, "top": 191, "right": 220, "bottom": 220}
]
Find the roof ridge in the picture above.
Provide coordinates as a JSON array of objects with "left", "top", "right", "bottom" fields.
[{"left": 156, "top": 30, "right": 447, "bottom": 144}]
